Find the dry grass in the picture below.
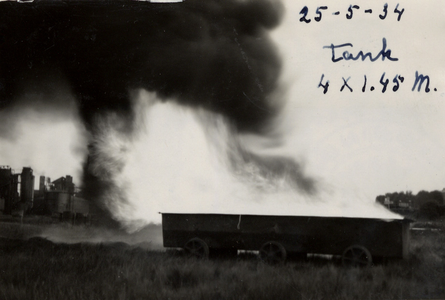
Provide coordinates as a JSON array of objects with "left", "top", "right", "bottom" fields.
[{"left": 0, "top": 222, "right": 444, "bottom": 300}]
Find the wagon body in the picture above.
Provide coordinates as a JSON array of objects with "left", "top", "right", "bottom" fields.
[{"left": 162, "top": 213, "right": 410, "bottom": 260}]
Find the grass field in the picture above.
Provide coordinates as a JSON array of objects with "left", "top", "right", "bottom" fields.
[{"left": 0, "top": 219, "right": 444, "bottom": 300}]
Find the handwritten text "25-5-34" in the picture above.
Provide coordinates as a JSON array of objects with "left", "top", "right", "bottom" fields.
[
  {"left": 318, "top": 72, "right": 436, "bottom": 94},
  {"left": 300, "top": 3, "right": 404, "bottom": 23}
]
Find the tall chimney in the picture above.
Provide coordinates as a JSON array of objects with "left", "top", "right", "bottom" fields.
[
  {"left": 21, "top": 167, "right": 34, "bottom": 204},
  {"left": 66, "top": 175, "right": 74, "bottom": 194},
  {"left": 39, "top": 175, "right": 45, "bottom": 192}
]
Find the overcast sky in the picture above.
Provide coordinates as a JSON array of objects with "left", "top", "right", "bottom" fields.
[{"left": 270, "top": 0, "right": 445, "bottom": 198}]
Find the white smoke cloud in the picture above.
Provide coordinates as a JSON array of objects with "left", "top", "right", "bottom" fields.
[
  {"left": 0, "top": 91, "right": 88, "bottom": 184},
  {"left": 90, "top": 90, "right": 400, "bottom": 230}
]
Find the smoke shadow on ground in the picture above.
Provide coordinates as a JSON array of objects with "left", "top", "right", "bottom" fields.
[{"left": 0, "top": 219, "right": 164, "bottom": 250}]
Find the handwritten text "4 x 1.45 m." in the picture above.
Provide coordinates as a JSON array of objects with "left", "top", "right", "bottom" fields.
[{"left": 318, "top": 72, "right": 435, "bottom": 94}]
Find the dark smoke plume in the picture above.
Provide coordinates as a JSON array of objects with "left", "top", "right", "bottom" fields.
[
  {"left": 0, "top": 0, "right": 283, "bottom": 132},
  {"left": 0, "top": 0, "right": 316, "bottom": 223}
]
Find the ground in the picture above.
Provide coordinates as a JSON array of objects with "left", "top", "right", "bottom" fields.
[{"left": 0, "top": 215, "right": 444, "bottom": 300}]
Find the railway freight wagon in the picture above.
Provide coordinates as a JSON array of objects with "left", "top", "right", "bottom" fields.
[{"left": 161, "top": 213, "right": 411, "bottom": 265}]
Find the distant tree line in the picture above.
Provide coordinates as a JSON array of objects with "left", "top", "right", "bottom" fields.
[{"left": 376, "top": 190, "right": 445, "bottom": 220}]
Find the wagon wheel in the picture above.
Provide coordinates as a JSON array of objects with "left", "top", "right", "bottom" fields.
[
  {"left": 342, "top": 245, "right": 372, "bottom": 267},
  {"left": 259, "top": 241, "right": 287, "bottom": 264},
  {"left": 184, "top": 238, "right": 209, "bottom": 259}
]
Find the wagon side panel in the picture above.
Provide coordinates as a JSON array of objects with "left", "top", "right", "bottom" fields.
[
  {"left": 162, "top": 213, "right": 241, "bottom": 248},
  {"left": 162, "top": 214, "right": 408, "bottom": 259}
]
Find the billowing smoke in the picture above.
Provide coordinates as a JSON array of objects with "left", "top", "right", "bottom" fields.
[
  {"left": 88, "top": 92, "right": 398, "bottom": 228},
  {"left": 0, "top": 0, "right": 284, "bottom": 131},
  {"left": 0, "top": 0, "right": 400, "bottom": 229},
  {"left": 0, "top": 0, "right": 316, "bottom": 223},
  {"left": 0, "top": 75, "right": 88, "bottom": 181}
]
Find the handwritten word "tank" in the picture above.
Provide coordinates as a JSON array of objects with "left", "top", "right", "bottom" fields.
[{"left": 323, "top": 38, "right": 398, "bottom": 63}]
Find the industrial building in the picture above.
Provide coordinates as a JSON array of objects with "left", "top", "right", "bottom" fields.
[
  {"left": 0, "top": 166, "right": 34, "bottom": 215},
  {"left": 0, "top": 166, "right": 90, "bottom": 220},
  {"left": 34, "top": 175, "right": 90, "bottom": 219}
]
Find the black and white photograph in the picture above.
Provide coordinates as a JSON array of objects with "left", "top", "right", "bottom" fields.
[{"left": 0, "top": 0, "right": 444, "bottom": 299}]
